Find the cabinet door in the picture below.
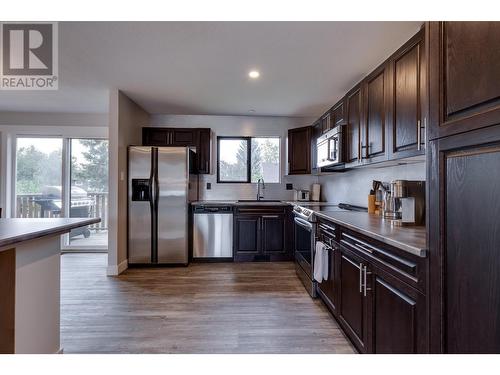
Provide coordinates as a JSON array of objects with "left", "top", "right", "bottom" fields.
[
  {"left": 371, "top": 268, "right": 426, "bottom": 353},
  {"left": 233, "top": 216, "right": 261, "bottom": 261},
  {"left": 428, "top": 126, "right": 500, "bottom": 353},
  {"left": 362, "top": 65, "right": 388, "bottom": 162},
  {"left": 332, "top": 100, "right": 345, "bottom": 126},
  {"left": 261, "top": 215, "right": 286, "bottom": 258},
  {"left": 317, "top": 246, "right": 338, "bottom": 315},
  {"left": 171, "top": 129, "right": 197, "bottom": 146},
  {"left": 288, "top": 126, "right": 312, "bottom": 175},
  {"left": 142, "top": 128, "right": 171, "bottom": 146},
  {"left": 310, "top": 121, "right": 322, "bottom": 174},
  {"left": 389, "top": 29, "right": 426, "bottom": 159},
  {"left": 197, "top": 128, "right": 211, "bottom": 174},
  {"left": 345, "top": 86, "right": 362, "bottom": 164},
  {"left": 428, "top": 22, "right": 500, "bottom": 139},
  {"left": 339, "top": 250, "right": 369, "bottom": 352},
  {"left": 321, "top": 112, "right": 331, "bottom": 134}
]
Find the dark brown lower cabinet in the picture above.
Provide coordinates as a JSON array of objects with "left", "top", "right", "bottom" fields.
[
  {"left": 316, "top": 222, "right": 428, "bottom": 353},
  {"left": 0, "top": 248, "right": 15, "bottom": 354},
  {"left": 261, "top": 215, "right": 285, "bottom": 256},
  {"left": 429, "top": 124, "right": 500, "bottom": 353},
  {"left": 234, "top": 216, "right": 261, "bottom": 261},
  {"left": 317, "top": 247, "right": 338, "bottom": 315},
  {"left": 338, "top": 250, "right": 370, "bottom": 353},
  {"left": 233, "top": 206, "right": 292, "bottom": 262},
  {"left": 371, "top": 267, "right": 426, "bottom": 353}
]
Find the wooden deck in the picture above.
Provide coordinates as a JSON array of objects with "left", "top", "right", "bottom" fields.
[{"left": 60, "top": 254, "right": 355, "bottom": 354}]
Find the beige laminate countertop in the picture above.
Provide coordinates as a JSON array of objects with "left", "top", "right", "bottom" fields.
[
  {"left": 0, "top": 218, "right": 101, "bottom": 249},
  {"left": 314, "top": 210, "right": 427, "bottom": 257}
]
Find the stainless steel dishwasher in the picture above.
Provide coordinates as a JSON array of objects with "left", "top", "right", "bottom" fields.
[{"left": 193, "top": 205, "right": 233, "bottom": 259}]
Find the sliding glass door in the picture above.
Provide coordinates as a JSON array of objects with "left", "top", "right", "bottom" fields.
[
  {"left": 15, "top": 137, "right": 63, "bottom": 218},
  {"left": 67, "top": 139, "right": 109, "bottom": 249},
  {"left": 14, "top": 136, "right": 108, "bottom": 251}
]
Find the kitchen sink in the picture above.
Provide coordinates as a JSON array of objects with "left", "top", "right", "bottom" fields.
[{"left": 237, "top": 199, "right": 282, "bottom": 203}]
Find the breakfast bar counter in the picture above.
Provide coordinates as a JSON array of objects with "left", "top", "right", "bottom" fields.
[{"left": 0, "top": 218, "right": 100, "bottom": 354}]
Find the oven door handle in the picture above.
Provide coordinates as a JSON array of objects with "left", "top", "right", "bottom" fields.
[{"left": 294, "top": 216, "right": 313, "bottom": 230}]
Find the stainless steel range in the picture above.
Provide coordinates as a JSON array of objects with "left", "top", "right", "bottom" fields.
[{"left": 293, "top": 202, "right": 366, "bottom": 297}]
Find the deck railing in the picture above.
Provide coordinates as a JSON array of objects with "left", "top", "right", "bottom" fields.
[{"left": 16, "top": 192, "right": 108, "bottom": 231}]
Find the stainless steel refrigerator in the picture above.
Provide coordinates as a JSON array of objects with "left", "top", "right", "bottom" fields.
[{"left": 128, "top": 146, "right": 198, "bottom": 265}]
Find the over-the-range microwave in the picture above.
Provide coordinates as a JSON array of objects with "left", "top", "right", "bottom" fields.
[{"left": 316, "top": 125, "right": 343, "bottom": 168}]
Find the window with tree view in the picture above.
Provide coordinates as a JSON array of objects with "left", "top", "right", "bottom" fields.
[{"left": 217, "top": 137, "right": 280, "bottom": 183}]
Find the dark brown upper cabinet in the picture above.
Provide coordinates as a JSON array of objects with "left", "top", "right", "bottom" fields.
[
  {"left": 320, "top": 111, "right": 332, "bottom": 134},
  {"left": 428, "top": 22, "right": 500, "bottom": 140},
  {"left": 332, "top": 99, "right": 346, "bottom": 127},
  {"left": 361, "top": 63, "right": 390, "bottom": 163},
  {"left": 345, "top": 85, "right": 362, "bottom": 166},
  {"left": 288, "top": 125, "right": 312, "bottom": 175},
  {"left": 196, "top": 128, "right": 211, "bottom": 174},
  {"left": 310, "top": 120, "right": 322, "bottom": 174},
  {"left": 388, "top": 29, "right": 426, "bottom": 159},
  {"left": 142, "top": 127, "right": 212, "bottom": 174},
  {"left": 170, "top": 129, "right": 197, "bottom": 146},
  {"left": 320, "top": 100, "right": 345, "bottom": 135}
]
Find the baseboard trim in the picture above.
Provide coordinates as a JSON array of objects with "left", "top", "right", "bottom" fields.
[{"left": 106, "top": 259, "right": 128, "bottom": 276}]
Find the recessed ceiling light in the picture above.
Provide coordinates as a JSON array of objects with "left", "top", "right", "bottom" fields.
[
  {"left": 248, "top": 70, "right": 260, "bottom": 79},
  {"left": 248, "top": 109, "right": 256, "bottom": 113}
]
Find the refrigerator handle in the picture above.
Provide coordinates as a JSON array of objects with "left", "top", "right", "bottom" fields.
[{"left": 150, "top": 148, "right": 159, "bottom": 264}]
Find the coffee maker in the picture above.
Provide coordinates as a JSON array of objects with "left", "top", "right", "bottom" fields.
[{"left": 384, "top": 180, "right": 425, "bottom": 226}]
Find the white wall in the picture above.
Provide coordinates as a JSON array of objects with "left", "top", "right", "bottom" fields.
[
  {"left": 149, "top": 114, "right": 318, "bottom": 200},
  {"left": 0, "top": 111, "right": 107, "bottom": 127},
  {"left": 107, "top": 90, "right": 150, "bottom": 275},
  {"left": 318, "top": 161, "right": 426, "bottom": 207}
]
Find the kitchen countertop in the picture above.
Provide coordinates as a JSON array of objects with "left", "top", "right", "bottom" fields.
[
  {"left": 192, "top": 200, "right": 289, "bottom": 206},
  {"left": 0, "top": 218, "right": 101, "bottom": 249},
  {"left": 314, "top": 210, "right": 427, "bottom": 257},
  {"left": 190, "top": 200, "right": 427, "bottom": 256}
]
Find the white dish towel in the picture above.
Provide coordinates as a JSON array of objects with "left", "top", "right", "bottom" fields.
[{"left": 314, "top": 241, "right": 329, "bottom": 282}]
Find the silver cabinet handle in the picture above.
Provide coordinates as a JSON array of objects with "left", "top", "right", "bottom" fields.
[
  {"left": 363, "top": 265, "right": 367, "bottom": 296},
  {"left": 417, "top": 120, "right": 421, "bottom": 150},
  {"left": 342, "top": 233, "right": 376, "bottom": 254},
  {"left": 363, "top": 265, "right": 372, "bottom": 297},
  {"left": 262, "top": 215, "right": 280, "bottom": 219},
  {"left": 423, "top": 117, "right": 427, "bottom": 149},
  {"left": 359, "top": 262, "right": 363, "bottom": 293}
]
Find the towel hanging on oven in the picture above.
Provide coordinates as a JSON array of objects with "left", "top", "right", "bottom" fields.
[{"left": 314, "top": 241, "right": 328, "bottom": 282}]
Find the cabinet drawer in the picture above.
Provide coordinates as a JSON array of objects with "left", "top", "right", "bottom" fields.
[
  {"left": 339, "top": 228, "right": 425, "bottom": 292},
  {"left": 235, "top": 206, "right": 286, "bottom": 215}
]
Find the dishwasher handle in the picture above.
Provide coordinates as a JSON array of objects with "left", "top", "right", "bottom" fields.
[{"left": 193, "top": 205, "right": 233, "bottom": 214}]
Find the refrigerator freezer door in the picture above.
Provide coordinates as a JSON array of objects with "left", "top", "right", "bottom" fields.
[
  {"left": 128, "top": 147, "right": 153, "bottom": 264},
  {"left": 156, "top": 147, "right": 189, "bottom": 264}
]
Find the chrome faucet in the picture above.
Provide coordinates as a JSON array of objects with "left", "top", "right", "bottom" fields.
[{"left": 257, "top": 178, "right": 265, "bottom": 201}]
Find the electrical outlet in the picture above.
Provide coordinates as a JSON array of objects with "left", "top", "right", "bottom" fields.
[
  {"left": 286, "top": 183, "right": 293, "bottom": 190},
  {"left": 206, "top": 182, "right": 212, "bottom": 190}
]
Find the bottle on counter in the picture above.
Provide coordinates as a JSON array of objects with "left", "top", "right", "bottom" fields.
[{"left": 368, "top": 190, "right": 376, "bottom": 214}]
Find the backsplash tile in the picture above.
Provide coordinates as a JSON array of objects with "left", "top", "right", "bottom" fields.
[
  {"left": 319, "top": 162, "right": 426, "bottom": 206},
  {"left": 198, "top": 174, "right": 318, "bottom": 201}
]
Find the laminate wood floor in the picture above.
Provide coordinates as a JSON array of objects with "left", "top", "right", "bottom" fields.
[{"left": 61, "top": 254, "right": 356, "bottom": 354}]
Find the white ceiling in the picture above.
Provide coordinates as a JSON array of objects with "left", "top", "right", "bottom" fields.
[{"left": 0, "top": 21, "right": 422, "bottom": 117}]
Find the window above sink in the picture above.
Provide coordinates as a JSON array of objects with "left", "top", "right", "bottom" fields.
[{"left": 217, "top": 136, "right": 280, "bottom": 184}]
